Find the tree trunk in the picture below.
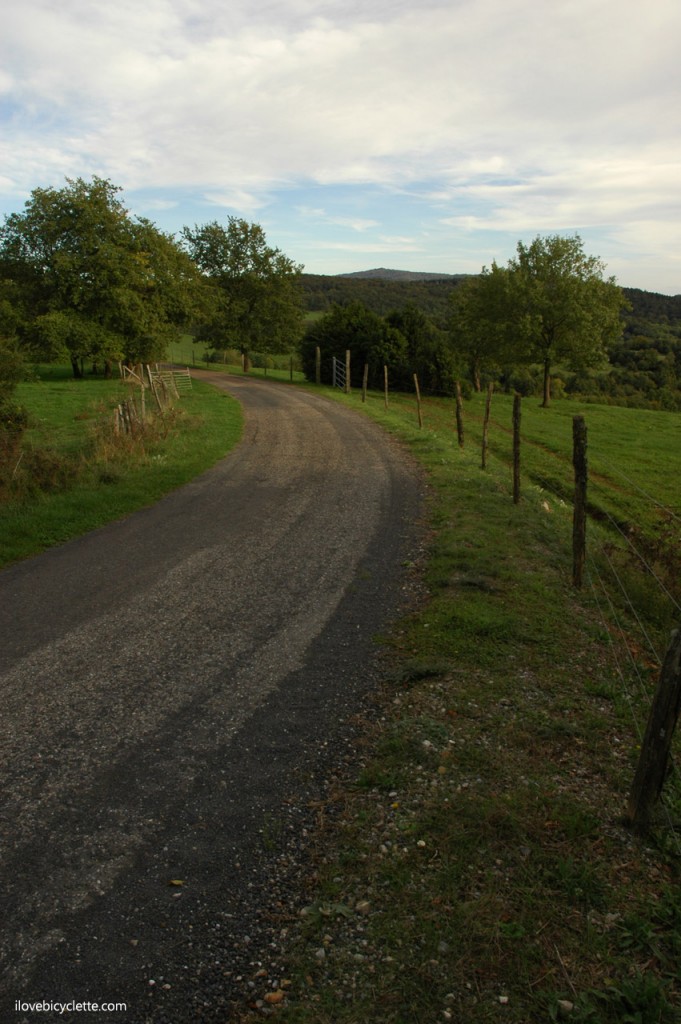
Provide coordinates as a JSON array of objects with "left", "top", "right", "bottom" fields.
[
  {"left": 472, "top": 358, "right": 481, "bottom": 392},
  {"left": 71, "top": 358, "right": 84, "bottom": 379},
  {"left": 541, "top": 358, "right": 551, "bottom": 407}
]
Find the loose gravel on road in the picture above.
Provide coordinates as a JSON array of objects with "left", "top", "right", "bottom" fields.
[{"left": 0, "top": 375, "right": 423, "bottom": 1023}]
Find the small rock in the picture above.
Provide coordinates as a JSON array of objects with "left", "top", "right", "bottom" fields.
[
  {"left": 557, "top": 999, "right": 574, "bottom": 1017},
  {"left": 264, "top": 990, "right": 285, "bottom": 1005},
  {"left": 315, "top": 948, "right": 326, "bottom": 961}
]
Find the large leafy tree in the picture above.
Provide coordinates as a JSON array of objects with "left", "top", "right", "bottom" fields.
[
  {"left": 180, "top": 219, "right": 304, "bottom": 358},
  {"left": 449, "top": 266, "right": 516, "bottom": 391},
  {"left": 386, "top": 304, "right": 453, "bottom": 393},
  {"left": 506, "top": 234, "right": 627, "bottom": 406},
  {"left": 0, "top": 177, "right": 201, "bottom": 377},
  {"left": 300, "top": 302, "right": 408, "bottom": 388}
]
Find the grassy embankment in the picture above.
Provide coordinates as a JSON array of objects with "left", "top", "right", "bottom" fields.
[
  {"left": 250, "top": 385, "right": 680, "bottom": 1024},
  {"left": 0, "top": 364, "right": 243, "bottom": 567}
]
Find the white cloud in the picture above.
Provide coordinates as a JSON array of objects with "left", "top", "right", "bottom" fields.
[{"left": 0, "top": 0, "right": 679, "bottom": 288}]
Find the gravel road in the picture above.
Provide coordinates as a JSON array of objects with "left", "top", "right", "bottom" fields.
[{"left": 1, "top": 374, "right": 422, "bottom": 1023}]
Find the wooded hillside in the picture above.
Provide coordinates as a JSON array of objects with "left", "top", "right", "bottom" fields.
[{"left": 300, "top": 271, "right": 681, "bottom": 409}]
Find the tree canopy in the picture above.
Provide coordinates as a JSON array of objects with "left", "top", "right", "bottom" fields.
[
  {"left": 180, "top": 219, "right": 305, "bottom": 357},
  {"left": 449, "top": 264, "right": 516, "bottom": 391},
  {"left": 448, "top": 235, "right": 628, "bottom": 404},
  {"left": 301, "top": 302, "right": 407, "bottom": 388},
  {"left": 300, "top": 300, "right": 454, "bottom": 393},
  {"left": 505, "top": 235, "right": 627, "bottom": 406},
  {"left": 0, "top": 177, "right": 202, "bottom": 376}
]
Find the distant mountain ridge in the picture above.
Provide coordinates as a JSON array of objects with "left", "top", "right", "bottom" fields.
[
  {"left": 335, "top": 267, "right": 679, "bottom": 300},
  {"left": 338, "top": 268, "right": 466, "bottom": 282}
]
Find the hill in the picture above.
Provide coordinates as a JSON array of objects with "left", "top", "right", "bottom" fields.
[
  {"left": 299, "top": 271, "right": 467, "bottom": 324},
  {"left": 338, "top": 267, "right": 467, "bottom": 282}
]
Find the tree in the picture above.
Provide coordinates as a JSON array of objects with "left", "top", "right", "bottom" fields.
[
  {"left": 448, "top": 266, "right": 515, "bottom": 391},
  {"left": 300, "top": 302, "right": 407, "bottom": 388},
  {"left": 386, "top": 304, "right": 453, "bottom": 393},
  {"left": 506, "top": 234, "right": 627, "bottom": 406},
  {"left": 0, "top": 177, "right": 201, "bottom": 377},
  {"left": 180, "top": 219, "right": 304, "bottom": 359}
]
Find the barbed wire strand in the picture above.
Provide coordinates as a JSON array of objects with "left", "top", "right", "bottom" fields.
[
  {"left": 589, "top": 451, "right": 681, "bottom": 522},
  {"left": 596, "top": 543, "right": 665, "bottom": 668},
  {"left": 585, "top": 498, "right": 681, "bottom": 617},
  {"left": 587, "top": 561, "right": 681, "bottom": 853},
  {"left": 586, "top": 561, "right": 649, "bottom": 735}
]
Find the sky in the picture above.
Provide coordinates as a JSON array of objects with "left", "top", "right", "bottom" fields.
[{"left": 1, "top": 0, "right": 680, "bottom": 294}]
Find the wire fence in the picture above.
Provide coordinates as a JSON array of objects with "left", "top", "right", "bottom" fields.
[{"left": 349, "top": 371, "right": 681, "bottom": 843}]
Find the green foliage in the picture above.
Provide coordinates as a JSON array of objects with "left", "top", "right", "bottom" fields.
[
  {"left": 180, "top": 218, "right": 305, "bottom": 356},
  {"left": 0, "top": 177, "right": 202, "bottom": 376},
  {"left": 300, "top": 300, "right": 454, "bottom": 393},
  {"left": 0, "top": 339, "right": 28, "bottom": 479},
  {"left": 300, "top": 301, "right": 408, "bottom": 388},
  {"left": 448, "top": 264, "right": 517, "bottom": 390},
  {"left": 504, "top": 234, "right": 628, "bottom": 406},
  {"left": 299, "top": 271, "right": 468, "bottom": 325},
  {"left": 386, "top": 303, "right": 455, "bottom": 393}
]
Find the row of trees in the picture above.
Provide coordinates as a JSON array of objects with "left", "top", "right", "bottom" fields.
[
  {"left": 0, "top": 177, "right": 305, "bottom": 379},
  {"left": 0, "top": 179, "right": 639, "bottom": 411},
  {"left": 303, "top": 235, "right": 629, "bottom": 407}
]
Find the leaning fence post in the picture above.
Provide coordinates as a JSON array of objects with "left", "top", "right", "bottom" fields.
[
  {"left": 481, "top": 382, "right": 493, "bottom": 469},
  {"left": 627, "top": 628, "right": 681, "bottom": 832},
  {"left": 414, "top": 373, "right": 423, "bottom": 429},
  {"left": 384, "top": 365, "right": 389, "bottom": 410},
  {"left": 362, "top": 363, "right": 369, "bottom": 403},
  {"left": 455, "top": 381, "right": 464, "bottom": 448},
  {"left": 512, "top": 394, "right": 521, "bottom": 504},
  {"left": 345, "top": 349, "right": 351, "bottom": 394},
  {"left": 572, "top": 415, "right": 588, "bottom": 588},
  {"left": 315, "top": 346, "right": 321, "bottom": 385}
]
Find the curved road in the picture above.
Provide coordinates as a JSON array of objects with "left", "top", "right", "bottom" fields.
[{"left": 0, "top": 374, "right": 421, "bottom": 1023}]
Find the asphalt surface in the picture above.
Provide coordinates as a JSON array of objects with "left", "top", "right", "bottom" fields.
[{"left": 0, "top": 374, "right": 422, "bottom": 1023}]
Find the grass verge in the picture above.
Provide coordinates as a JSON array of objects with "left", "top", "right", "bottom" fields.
[
  {"left": 241, "top": 385, "right": 681, "bottom": 1024},
  {"left": 1, "top": 368, "right": 242, "bottom": 567}
]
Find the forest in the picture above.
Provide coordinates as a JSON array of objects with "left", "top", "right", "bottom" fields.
[{"left": 299, "top": 269, "right": 681, "bottom": 410}]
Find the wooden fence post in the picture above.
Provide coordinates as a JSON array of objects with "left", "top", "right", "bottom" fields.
[
  {"left": 482, "top": 382, "right": 493, "bottom": 469},
  {"left": 512, "top": 394, "right": 521, "bottom": 504},
  {"left": 627, "top": 628, "right": 681, "bottom": 832},
  {"left": 345, "top": 349, "right": 351, "bottom": 394},
  {"left": 362, "top": 363, "right": 369, "bottom": 403},
  {"left": 572, "top": 415, "right": 588, "bottom": 588},
  {"left": 315, "top": 346, "right": 321, "bottom": 386},
  {"left": 290, "top": 356, "right": 293, "bottom": 382},
  {"left": 384, "top": 365, "right": 389, "bottom": 410},
  {"left": 455, "top": 381, "right": 465, "bottom": 448},
  {"left": 414, "top": 373, "right": 423, "bottom": 429}
]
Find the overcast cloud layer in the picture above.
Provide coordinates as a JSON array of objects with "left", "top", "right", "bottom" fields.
[{"left": 1, "top": 0, "right": 679, "bottom": 291}]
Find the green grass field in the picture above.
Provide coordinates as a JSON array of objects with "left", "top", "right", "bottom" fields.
[{"left": 2, "top": 365, "right": 243, "bottom": 566}]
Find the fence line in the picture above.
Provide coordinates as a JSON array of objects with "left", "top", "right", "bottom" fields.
[
  {"left": 588, "top": 451, "right": 681, "bottom": 520},
  {"left": 344, "top": 374, "right": 681, "bottom": 836}
]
